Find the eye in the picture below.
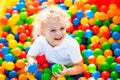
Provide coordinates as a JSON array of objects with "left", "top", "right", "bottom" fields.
[
  {"left": 60, "top": 27, "right": 64, "bottom": 30},
  {"left": 50, "top": 29, "right": 56, "bottom": 32}
]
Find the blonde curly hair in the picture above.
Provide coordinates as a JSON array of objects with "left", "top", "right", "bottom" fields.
[{"left": 32, "top": 5, "right": 72, "bottom": 39}]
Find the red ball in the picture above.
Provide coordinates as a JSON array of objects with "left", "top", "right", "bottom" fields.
[
  {"left": 41, "top": 62, "right": 50, "bottom": 69},
  {"left": 36, "top": 54, "right": 48, "bottom": 65},
  {"left": 84, "top": 71, "right": 91, "bottom": 78},
  {"left": 27, "top": 5, "right": 37, "bottom": 15},
  {"left": 0, "top": 43, "right": 5, "bottom": 49},
  {"left": 6, "top": 7, "right": 12, "bottom": 14},
  {"left": 19, "top": 33, "right": 27, "bottom": 42},
  {"left": 116, "top": 56, "right": 120, "bottom": 63},
  {"left": 88, "top": 55, "right": 96, "bottom": 64},
  {"left": 101, "top": 30, "right": 110, "bottom": 38},
  {"left": 33, "top": 0, "right": 40, "bottom": 7},
  {"left": 80, "top": 44, "right": 86, "bottom": 51},
  {"left": 92, "top": 25, "right": 100, "bottom": 34},
  {"left": 90, "top": 42, "right": 100, "bottom": 50},
  {"left": 99, "top": 5, "right": 108, "bottom": 13},
  {"left": 19, "top": 51, "right": 26, "bottom": 59},
  {"left": 0, "top": 16, "right": 8, "bottom": 25},
  {"left": 101, "top": 71, "right": 110, "bottom": 80},
  {"left": 2, "top": 32, "right": 8, "bottom": 38},
  {"left": 18, "top": 25, "right": 25, "bottom": 33}
]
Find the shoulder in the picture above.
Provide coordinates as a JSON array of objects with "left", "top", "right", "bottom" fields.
[{"left": 32, "top": 36, "right": 45, "bottom": 44}]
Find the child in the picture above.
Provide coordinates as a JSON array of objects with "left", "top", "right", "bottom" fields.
[{"left": 27, "top": 5, "right": 83, "bottom": 79}]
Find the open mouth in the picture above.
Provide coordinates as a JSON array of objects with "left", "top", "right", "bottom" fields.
[{"left": 54, "top": 37, "right": 63, "bottom": 40}]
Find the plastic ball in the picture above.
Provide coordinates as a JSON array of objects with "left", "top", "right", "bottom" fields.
[
  {"left": 115, "top": 64, "right": 120, "bottom": 73},
  {"left": 34, "top": 70, "right": 42, "bottom": 80},
  {"left": 80, "top": 17, "right": 89, "bottom": 24},
  {"left": 2, "top": 25, "right": 10, "bottom": 32},
  {"left": 114, "top": 48, "right": 120, "bottom": 57},
  {"left": 99, "top": 12, "right": 108, "bottom": 20},
  {"left": 91, "top": 35, "right": 100, "bottom": 43},
  {"left": 41, "top": 73, "right": 51, "bottom": 80},
  {"left": 116, "top": 56, "right": 120, "bottom": 63},
  {"left": 96, "top": 55, "right": 106, "bottom": 65},
  {"left": 69, "top": 5, "right": 78, "bottom": 14},
  {"left": 88, "top": 77, "right": 95, "bottom": 80},
  {"left": 15, "top": 59, "right": 25, "bottom": 68},
  {"left": 0, "top": 58, "right": 3, "bottom": 65},
  {"left": 83, "top": 71, "right": 91, "bottom": 78},
  {"left": 88, "top": 55, "right": 96, "bottom": 64},
  {"left": 93, "top": 48, "right": 103, "bottom": 57},
  {"left": 110, "top": 71, "right": 119, "bottom": 79},
  {"left": 91, "top": 25, "right": 100, "bottom": 34},
  {"left": 88, "top": 18, "right": 95, "bottom": 25},
  {"left": 110, "top": 62, "right": 117, "bottom": 71},
  {"left": 9, "top": 70, "right": 18, "bottom": 78},
  {"left": 106, "top": 56, "right": 114, "bottom": 64},
  {"left": 99, "top": 5, "right": 108, "bottom": 12},
  {"left": 85, "top": 10, "right": 94, "bottom": 18},
  {"left": 72, "top": 18, "right": 80, "bottom": 26},
  {"left": 84, "top": 49, "right": 93, "bottom": 58},
  {"left": 108, "top": 37, "right": 115, "bottom": 44},
  {"left": 76, "top": 10, "right": 84, "bottom": 19},
  {"left": 66, "top": 10, "right": 72, "bottom": 17},
  {"left": 64, "top": 0, "right": 72, "bottom": 7},
  {"left": 101, "top": 71, "right": 110, "bottom": 80},
  {"left": 102, "top": 42, "right": 111, "bottom": 50},
  {"left": 19, "top": 33, "right": 27, "bottom": 41},
  {"left": 28, "top": 63, "right": 38, "bottom": 73},
  {"left": 94, "top": 19, "right": 102, "bottom": 26},
  {"left": 112, "top": 32, "right": 120, "bottom": 40},
  {"left": 112, "top": 24, "right": 120, "bottom": 32},
  {"left": 8, "top": 40, "right": 17, "bottom": 48},
  {"left": 1, "top": 46, "right": 9, "bottom": 55},
  {"left": 75, "top": 37, "right": 82, "bottom": 44},
  {"left": 0, "top": 74, "right": 6, "bottom": 80},
  {"left": 111, "top": 42, "right": 120, "bottom": 50},
  {"left": 18, "top": 25, "right": 25, "bottom": 33},
  {"left": 90, "top": 5, "right": 98, "bottom": 13},
  {"left": 78, "top": 77, "right": 87, "bottom": 80},
  {"left": 4, "top": 54, "right": 14, "bottom": 62},
  {"left": 104, "top": 49, "right": 113, "bottom": 57},
  {"left": 5, "top": 62, "right": 15, "bottom": 70},
  {"left": 84, "top": 29, "right": 93, "bottom": 38},
  {"left": 52, "top": 63, "right": 63, "bottom": 74},
  {"left": 59, "top": 4, "right": 67, "bottom": 10},
  {"left": 100, "top": 61, "right": 110, "bottom": 71},
  {"left": 57, "top": 77, "right": 66, "bottom": 80},
  {"left": 12, "top": 47, "right": 22, "bottom": 56},
  {"left": 92, "top": 71, "right": 100, "bottom": 79},
  {"left": 112, "top": 16, "right": 120, "bottom": 24},
  {"left": 88, "top": 64, "right": 97, "bottom": 73},
  {"left": 23, "top": 42, "right": 31, "bottom": 49},
  {"left": 101, "top": 30, "right": 110, "bottom": 38},
  {"left": 36, "top": 54, "right": 47, "bottom": 65},
  {"left": 75, "top": 30, "right": 84, "bottom": 38},
  {"left": 18, "top": 74, "right": 27, "bottom": 80}
]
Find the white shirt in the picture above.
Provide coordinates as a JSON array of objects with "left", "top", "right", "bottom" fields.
[{"left": 28, "top": 34, "right": 82, "bottom": 65}]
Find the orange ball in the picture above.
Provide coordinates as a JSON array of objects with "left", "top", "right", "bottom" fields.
[
  {"left": 88, "top": 55, "right": 96, "bottom": 64},
  {"left": 99, "top": 12, "right": 108, "bottom": 21},
  {"left": 104, "top": 49, "right": 113, "bottom": 57},
  {"left": 99, "top": 37, "right": 107, "bottom": 44},
  {"left": 13, "top": 47, "right": 22, "bottom": 56},
  {"left": 0, "top": 66, "right": 4, "bottom": 74},
  {"left": 10, "top": 78, "right": 18, "bottom": 80},
  {"left": 15, "top": 59, "right": 25, "bottom": 69},
  {"left": 112, "top": 16, "right": 120, "bottom": 24},
  {"left": 18, "top": 74, "right": 27, "bottom": 80},
  {"left": 109, "top": 4, "right": 117, "bottom": 10},
  {"left": 78, "top": 77, "right": 87, "bottom": 80},
  {"left": 107, "top": 9, "right": 115, "bottom": 18}
]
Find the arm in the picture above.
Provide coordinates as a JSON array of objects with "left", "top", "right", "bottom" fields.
[{"left": 26, "top": 54, "right": 37, "bottom": 64}]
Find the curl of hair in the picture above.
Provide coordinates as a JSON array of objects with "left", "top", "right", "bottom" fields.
[{"left": 32, "top": 5, "right": 72, "bottom": 39}]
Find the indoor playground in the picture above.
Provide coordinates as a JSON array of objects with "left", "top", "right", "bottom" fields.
[{"left": 0, "top": 0, "right": 120, "bottom": 80}]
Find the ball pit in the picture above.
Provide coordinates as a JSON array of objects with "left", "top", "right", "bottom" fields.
[{"left": 0, "top": 0, "right": 120, "bottom": 79}]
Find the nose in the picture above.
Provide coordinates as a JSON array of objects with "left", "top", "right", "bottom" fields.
[{"left": 56, "top": 31, "right": 62, "bottom": 37}]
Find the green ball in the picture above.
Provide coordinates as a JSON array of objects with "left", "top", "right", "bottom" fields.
[
  {"left": 103, "top": 19, "right": 110, "bottom": 26},
  {"left": 26, "top": 37, "right": 31, "bottom": 42},
  {"left": 102, "top": 42, "right": 111, "bottom": 50},
  {"left": 88, "top": 64, "right": 97, "bottom": 73},
  {"left": 26, "top": 16, "right": 35, "bottom": 24},
  {"left": 75, "top": 37, "right": 82, "bottom": 44},
  {"left": 93, "top": 48, "right": 103, "bottom": 57},
  {"left": 106, "top": 56, "right": 114, "bottom": 64},
  {"left": 41, "top": 73, "right": 51, "bottom": 80},
  {"left": 110, "top": 62, "right": 117, "bottom": 71},
  {"left": 43, "top": 68, "right": 51, "bottom": 75},
  {"left": 52, "top": 64, "right": 63, "bottom": 74},
  {"left": 2, "top": 25, "right": 10, "bottom": 32},
  {"left": 94, "top": 19, "right": 102, "bottom": 26},
  {"left": 100, "top": 61, "right": 110, "bottom": 71},
  {"left": 0, "top": 58, "right": 3, "bottom": 65},
  {"left": 66, "top": 10, "right": 72, "bottom": 17},
  {"left": 110, "top": 71, "right": 119, "bottom": 79},
  {"left": 16, "top": 43, "right": 24, "bottom": 50},
  {"left": 75, "top": 30, "right": 84, "bottom": 38},
  {"left": 90, "top": 5, "right": 98, "bottom": 13},
  {"left": 16, "top": 20, "right": 24, "bottom": 25},
  {"left": 20, "top": 12, "right": 27, "bottom": 21},
  {"left": 112, "top": 24, "right": 120, "bottom": 32},
  {"left": 116, "top": 78, "right": 120, "bottom": 80},
  {"left": 20, "top": 8, "right": 27, "bottom": 13}
]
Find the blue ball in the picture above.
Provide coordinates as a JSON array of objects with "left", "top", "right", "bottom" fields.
[
  {"left": 84, "top": 49, "right": 93, "bottom": 58},
  {"left": 1, "top": 46, "right": 9, "bottom": 55},
  {"left": 76, "top": 10, "right": 84, "bottom": 19},
  {"left": 112, "top": 32, "right": 120, "bottom": 40},
  {"left": 73, "top": 18, "right": 80, "bottom": 26},
  {"left": 5, "top": 13, "right": 11, "bottom": 18},
  {"left": 25, "top": 46, "right": 30, "bottom": 53},
  {"left": 111, "top": 42, "right": 120, "bottom": 50},
  {"left": 9, "top": 70, "right": 18, "bottom": 78},
  {"left": 34, "top": 70, "right": 43, "bottom": 80},
  {"left": 114, "top": 48, "right": 120, "bottom": 57},
  {"left": 4, "top": 54, "right": 14, "bottom": 62},
  {"left": 84, "top": 29, "right": 93, "bottom": 38},
  {"left": 28, "top": 63, "right": 38, "bottom": 73},
  {"left": 59, "top": 4, "right": 67, "bottom": 10},
  {"left": 85, "top": 10, "right": 94, "bottom": 18},
  {"left": 92, "top": 71, "right": 100, "bottom": 79},
  {"left": 107, "top": 78, "right": 113, "bottom": 80},
  {"left": 115, "top": 64, "right": 120, "bottom": 73}
]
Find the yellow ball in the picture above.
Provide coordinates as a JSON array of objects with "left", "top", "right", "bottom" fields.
[
  {"left": 88, "top": 18, "right": 95, "bottom": 25},
  {"left": 69, "top": 5, "right": 78, "bottom": 14},
  {"left": 23, "top": 42, "right": 31, "bottom": 49},
  {"left": 8, "top": 40, "right": 17, "bottom": 48},
  {"left": 100, "top": 26, "right": 109, "bottom": 34},
  {"left": 57, "top": 77, "right": 66, "bottom": 80},
  {"left": 0, "top": 74, "right": 6, "bottom": 80},
  {"left": 94, "top": 12, "right": 100, "bottom": 19},
  {"left": 96, "top": 55, "right": 106, "bottom": 65},
  {"left": 11, "top": 26, "right": 18, "bottom": 34},
  {"left": 80, "top": 17, "right": 89, "bottom": 24},
  {"left": 12, "top": 13, "right": 19, "bottom": 23},
  {"left": 108, "top": 37, "right": 115, "bottom": 44},
  {"left": 6, "top": 34, "right": 15, "bottom": 41},
  {"left": 30, "top": 78, "right": 37, "bottom": 80},
  {"left": 91, "top": 35, "right": 100, "bottom": 43},
  {"left": 64, "top": 0, "right": 72, "bottom": 7},
  {"left": 83, "top": 64, "right": 88, "bottom": 72},
  {"left": 8, "top": 17, "right": 16, "bottom": 26},
  {"left": 2, "top": 61, "right": 7, "bottom": 69},
  {"left": 5, "top": 62, "right": 15, "bottom": 70}
]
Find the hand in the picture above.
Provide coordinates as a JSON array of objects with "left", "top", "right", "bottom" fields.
[{"left": 52, "top": 64, "right": 68, "bottom": 78}]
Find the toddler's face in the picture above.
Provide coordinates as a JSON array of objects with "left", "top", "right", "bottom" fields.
[{"left": 42, "top": 19, "right": 67, "bottom": 47}]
